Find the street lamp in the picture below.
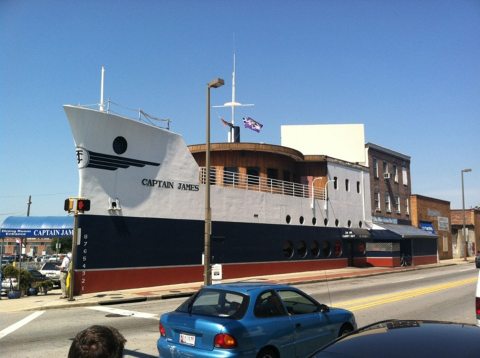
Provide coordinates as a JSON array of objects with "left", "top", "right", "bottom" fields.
[
  {"left": 311, "top": 177, "right": 323, "bottom": 209},
  {"left": 204, "top": 77, "right": 224, "bottom": 286},
  {"left": 461, "top": 168, "right": 472, "bottom": 261},
  {"left": 324, "top": 179, "right": 335, "bottom": 211}
]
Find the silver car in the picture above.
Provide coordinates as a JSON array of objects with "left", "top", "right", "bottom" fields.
[{"left": 39, "top": 261, "right": 61, "bottom": 287}]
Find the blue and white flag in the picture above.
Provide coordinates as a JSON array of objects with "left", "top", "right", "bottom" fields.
[{"left": 243, "top": 117, "right": 263, "bottom": 133}]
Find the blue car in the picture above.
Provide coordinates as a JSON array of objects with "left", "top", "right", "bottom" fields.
[{"left": 157, "top": 282, "right": 356, "bottom": 357}]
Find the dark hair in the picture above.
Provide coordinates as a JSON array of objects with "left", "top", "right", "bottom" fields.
[{"left": 68, "top": 325, "right": 126, "bottom": 358}]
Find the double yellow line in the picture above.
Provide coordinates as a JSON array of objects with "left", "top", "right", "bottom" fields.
[{"left": 332, "top": 277, "right": 478, "bottom": 312}]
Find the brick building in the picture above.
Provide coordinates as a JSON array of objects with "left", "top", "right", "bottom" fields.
[
  {"left": 451, "top": 208, "right": 480, "bottom": 258},
  {"left": 410, "top": 195, "right": 452, "bottom": 260},
  {"left": 365, "top": 143, "right": 412, "bottom": 225}
]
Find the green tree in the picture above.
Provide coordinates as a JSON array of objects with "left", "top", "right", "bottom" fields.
[{"left": 50, "top": 237, "right": 72, "bottom": 254}]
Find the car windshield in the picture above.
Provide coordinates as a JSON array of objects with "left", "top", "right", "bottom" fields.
[
  {"left": 176, "top": 288, "right": 248, "bottom": 319},
  {"left": 41, "top": 262, "right": 59, "bottom": 270}
]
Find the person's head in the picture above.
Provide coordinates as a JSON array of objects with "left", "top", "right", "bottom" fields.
[
  {"left": 68, "top": 325, "right": 126, "bottom": 358},
  {"left": 67, "top": 252, "right": 72, "bottom": 259}
]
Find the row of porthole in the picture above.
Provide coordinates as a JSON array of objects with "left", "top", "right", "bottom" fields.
[
  {"left": 283, "top": 240, "right": 343, "bottom": 259},
  {"left": 283, "top": 240, "right": 367, "bottom": 259},
  {"left": 285, "top": 215, "right": 363, "bottom": 228}
]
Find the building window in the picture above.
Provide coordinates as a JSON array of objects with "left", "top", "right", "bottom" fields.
[
  {"left": 334, "top": 240, "right": 343, "bottom": 257},
  {"left": 283, "top": 170, "right": 291, "bottom": 182},
  {"left": 311, "top": 241, "right": 320, "bottom": 257},
  {"left": 345, "top": 179, "right": 350, "bottom": 192},
  {"left": 356, "top": 181, "right": 361, "bottom": 194},
  {"left": 395, "top": 196, "right": 400, "bottom": 213},
  {"left": 283, "top": 241, "right": 294, "bottom": 258},
  {"left": 385, "top": 192, "right": 391, "bottom": 212},
  {"left": 224, "top": 167, "right": 238, "bottom": 185},
  {"left": 373, "top": 158, "right": 378, "bottom": 178},
  {"left": 402, "top": 166, "right": 408, "bottom": 186},
  {"left": 297, "top": 241, "right": 307, "bottom": 258},
  {"left": 209, "top": 167, "right": 216, "bottom": 185},
  {"left": 321, "top": 241, "right": 331, "bottom": 257},
  {"left": 383, "top": 161, "right": 388, "bottom": 176},
  {"left": 267, "top": 168, "right": 278, "bottom": 180},
  {"left": 393, "top": 165, "right": 398, "bottom": 183},
  {"left": 374, "top": 192, "right": 381, "bottom": 211},
  {"left": 247, "top": 167, "right": 259, "bottom": 186},
  {"left": 334, "top": 177, "right": 338, "bottom": 190},
  {"left": 405, "top": 198, "right": 410, "bottom": 215}
]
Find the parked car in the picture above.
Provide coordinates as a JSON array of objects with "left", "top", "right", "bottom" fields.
[
  {"left": 1, "top": 277, "right": 18, "bottom": 294},
  {"left": 310, "top": 319, "right": 480, "bottom": 357},
  {"left": 157, "top": 282, "right": 356, "bottom": 358},
  {"left": 39, "top": 262, "right": 61, "bottom": 287},
  {"left": 28, "top": 269, "right": 47, "bottom": 282}
]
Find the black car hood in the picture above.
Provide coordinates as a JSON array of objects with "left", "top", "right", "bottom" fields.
[{"left": 312, "top": 320, "right": 480, "bottom": 358}]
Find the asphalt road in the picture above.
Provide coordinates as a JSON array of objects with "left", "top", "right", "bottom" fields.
[{"left": 0, "top": 264, "right": 477, "bottom": 357}]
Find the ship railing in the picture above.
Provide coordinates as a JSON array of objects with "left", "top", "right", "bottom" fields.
[
  {"left": 200, "top": 167, "right": 326, "bottom": 200},
  {"left": 75, "top": 100, "right": 171, "bottom": 129}
]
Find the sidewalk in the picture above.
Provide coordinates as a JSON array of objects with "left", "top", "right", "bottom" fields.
[{"left": 0, "top": 258, "right": 474, "bottom": 313}]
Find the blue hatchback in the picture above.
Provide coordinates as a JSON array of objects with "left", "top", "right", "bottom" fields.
[{"left": 157, "top": 282, "right": 356, "bottom": 357}]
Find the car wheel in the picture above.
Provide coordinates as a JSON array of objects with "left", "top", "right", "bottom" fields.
[
  {"left": 257, "top": 347, "right": 278, "bottom": 358},
  {"left": 339, "top": 324, "right": 353, "bottom": 337}
]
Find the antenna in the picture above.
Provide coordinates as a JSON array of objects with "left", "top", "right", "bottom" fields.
[
  {"left": 213, "top": 52, "right": 254, "bottom": 142},
  {"left": 99, "top": 66, "right": 105, "bottom": 112}
]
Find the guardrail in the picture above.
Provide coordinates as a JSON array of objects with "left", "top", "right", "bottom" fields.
[{"left": 200, "top": 167, "right": 326, "bottom": 200}]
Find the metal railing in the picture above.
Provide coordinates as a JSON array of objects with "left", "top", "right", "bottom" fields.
[{"left": 200, "top": 167, "right": 326, "bottom": 200}]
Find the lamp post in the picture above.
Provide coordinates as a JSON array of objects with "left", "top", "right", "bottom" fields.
[
  {"left": 461, "top": 168, "right": 472, "bottom": 261},
  {"left": 324, "top": 179, "right": 335, "bottom": 211},
  {"left": 311, "top": 177, "right": 323, "bottom": 209},
  {"left": 204, "top": 78, "right": 224, "bottom": 286}
]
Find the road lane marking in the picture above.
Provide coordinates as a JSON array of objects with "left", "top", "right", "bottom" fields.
[
  {"left": 0, "top": 311, "right": 45, "bottom": 340},
  {"left": 86, "top": 306, "right": 159, "bottom": 320},
  {"left": 333, "top": 277, "right": 477, "bottom": 312}
]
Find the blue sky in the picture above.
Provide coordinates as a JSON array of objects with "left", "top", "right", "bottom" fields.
[{"left": 1, "top": 0, "right": 479, "bottom": 224}]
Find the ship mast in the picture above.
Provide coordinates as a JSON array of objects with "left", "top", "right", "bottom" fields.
[
  {"left": 213, "top": 53, "right": 253, "bottom": 142},
  {"left": 99, "top": 65, "right": 105, "bottom": 112}
]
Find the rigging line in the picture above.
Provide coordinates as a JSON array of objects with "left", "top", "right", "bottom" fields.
[
  {"left": 0, "top": 211, "right": 25, "bottom": 216},
  {"left": 0, "top": 192, "right": 70, "bottom": 198},
  {"left": 107, "top": 100, "right": 141, "bottom": 113}
]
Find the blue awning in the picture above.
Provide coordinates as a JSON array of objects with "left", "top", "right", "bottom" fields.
[
  {"left": 0, "top": 216, "right": 73, "bottom": 238},
  {"left": 374, "top": 223, "right": 438, "bottom": 239}
]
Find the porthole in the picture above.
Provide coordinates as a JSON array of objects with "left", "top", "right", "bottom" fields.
[
  {"left": 335, "top": 219, "right": 339, "bottom": 227},
  {"left": 347, "top": 220, "right": 352, "bottom": 228},
  {"left": 312, "top": 217, "right": 317, "bottom": 225},
  {"left": 359, "top": 221, "right": 363, "bottom": 228},
  {"left": 311, "top": 241, "right": 320, "bottom": 257},
  {"left": 299, "top": 216, "right": 304, "bottom": 224},
  {"left": 297, "top": 241, "right": 307, "bottom": 258},
  {"left": 334, "top": 240, "right": 343, "bottom": 257},
  {"left": 324, "top": 218, "right": 328, "bottom": 226},
  {"left": 321, "top": 241, "right": 331, "bottom": 257},
  {"left": 283, "top": 240, "right": 294, "bottom": 258},
  {"left": 286, "top": 215, "right": 291, "bottom": 224},
  {"left": 112, "top": 136, "right": 128, "bottom": 155}
]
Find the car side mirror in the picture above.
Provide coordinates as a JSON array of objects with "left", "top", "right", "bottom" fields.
[{"left": 319, "top": 304, "right": 330, "bottom": 313}]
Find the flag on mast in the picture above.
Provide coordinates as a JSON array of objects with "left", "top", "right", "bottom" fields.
[
  {"left": 220, "top": 117, "right": 234, "bottom": 128},
  {"left": 243, "top": 117, "right": 263, "bottom": 133}
]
